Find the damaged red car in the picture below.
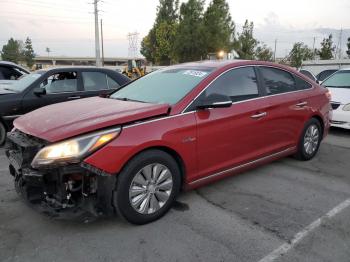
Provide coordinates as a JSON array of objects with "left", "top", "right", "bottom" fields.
[{"left": 5, "top": 61, "right": 331, "bottom": 224}]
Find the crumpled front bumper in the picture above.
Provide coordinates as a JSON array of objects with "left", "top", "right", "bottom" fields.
[{"left": 5, "top": 129, "right": 117, "bottom": 222}]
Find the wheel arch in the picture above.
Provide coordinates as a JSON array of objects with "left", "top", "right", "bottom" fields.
[
  {"left": 120, "top": 145, "right": 187, "bottom": 189},
  {"left": 310, "top": 114, "right": 325, "bottom": 135}
]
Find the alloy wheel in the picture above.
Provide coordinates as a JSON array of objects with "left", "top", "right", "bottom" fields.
[
  {"left": 129, "top": 163, "right": 173, "bottom": 215},
  {"left": 303, "top": 124, "right": 319, "bottom": 155}
]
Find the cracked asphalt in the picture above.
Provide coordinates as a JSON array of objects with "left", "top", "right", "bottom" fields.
[{"left": 0, "top": 127, "right": 349, "bottom": 262}]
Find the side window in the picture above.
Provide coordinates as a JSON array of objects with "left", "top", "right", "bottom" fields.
[
  {"left": 82, "top": 72, "right": 108, "bottom": 91},
  {"left": 107, "top": 75, "right": 120, "bottom": 89},
  {"left": 0, "top": 66, "right": 21, "bottom": 80},
  {"left": 0, "top": 66, "right": 5, "bottom": 79},
  {"left": 203, "top": 67, "right": 259, "bottom": 102},
  {"left": 260, "top": 67, "right": 296, "bottom": 95},
  {"left": 40, "top": 72, "right": 78, "bottom": 94},
  {"left": 295, "top": 76, "right": 312, "bottom": 90}
]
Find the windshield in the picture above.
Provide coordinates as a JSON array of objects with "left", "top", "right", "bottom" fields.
[
  {"left": 6, "top": 73, "right": 42, "bottom": 92},
  {"left": 110, "top": 67, "right": 214, "bottom": 104},
  {"left": 322, "top": 71, "right": 350, "bottom": 88}
]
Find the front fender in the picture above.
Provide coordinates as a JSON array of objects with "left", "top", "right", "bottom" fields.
[{"left": 83, "top": 113, "right": 197, "bottom": 181}]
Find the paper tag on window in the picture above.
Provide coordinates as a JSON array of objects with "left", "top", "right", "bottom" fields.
[{"left": 183, "top": 70, "right": 208, "bottom": 78}]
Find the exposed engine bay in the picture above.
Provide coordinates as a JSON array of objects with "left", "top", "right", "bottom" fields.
[{"left": 6, "top": 129, "right": 116, "bottom": 222}]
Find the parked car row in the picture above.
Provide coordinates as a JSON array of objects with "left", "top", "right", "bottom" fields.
[
  {"left": 299, "top": 68, "right": 338, "bottom": 83},
  {"left": 5, "top": 60, "right": 331, "bottom": 224},
  {"left": 321, "top": 69, "right": 350, "bottom": 129},
  {"left": 0, "top": 67, "right": 130, "bottom": 144}
]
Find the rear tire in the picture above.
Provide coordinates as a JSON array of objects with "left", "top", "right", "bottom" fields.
[
  {"left": 115, "top": 149, "right": 181, "bottom": 225},
  {"left": 294, "top": 118, "right": 322, "bottom": 161},
  {"left": 0, "top": 122, "right": 6, "bottom": 146}
]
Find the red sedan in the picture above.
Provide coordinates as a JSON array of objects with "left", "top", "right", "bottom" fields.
[{"left": 6, "top": 60, "right": 331, "bottom": 224}]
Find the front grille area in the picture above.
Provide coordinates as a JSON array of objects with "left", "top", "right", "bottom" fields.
[
  {"left": 331, "top": 102, "right": 341, "bottom": 110},
  {"left": 6, "top": 129, "right": 46, "bottom": 168}
]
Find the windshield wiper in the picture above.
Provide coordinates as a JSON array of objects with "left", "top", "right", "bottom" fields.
[
  {"left": 3, "top": 88, "right": 17, "bottom": 92},
  {"left": 113, "top": 97, "right": 147, "bottom": 103}
]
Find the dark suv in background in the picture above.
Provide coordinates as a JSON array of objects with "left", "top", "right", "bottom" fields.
[
  {"left": 0, "top": 67, "right": 130, "bottom": 145},
  {"left": 0, "top": 61, "right": 29, "bottom": 81}
]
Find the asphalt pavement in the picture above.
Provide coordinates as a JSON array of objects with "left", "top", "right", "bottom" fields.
[{"left": 0, "top": 127, "right": 349, "bottom": 262}]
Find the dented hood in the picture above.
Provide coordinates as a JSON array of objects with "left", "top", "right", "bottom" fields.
[{"left": 14, "top": 97, "right": 170, "bottom": 142}]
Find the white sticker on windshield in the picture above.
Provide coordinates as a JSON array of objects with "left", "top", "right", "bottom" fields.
[{"left": 183, "top": 70, "right": 208, "bottom": 78}]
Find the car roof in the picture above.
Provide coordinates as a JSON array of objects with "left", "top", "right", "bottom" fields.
[
  {"left": 338, "top": 68, "right": 350, "bottom": 72},
  {"left": 167, "top": 59, "right": 295, "bottom": 73},
  {"left": 0, "top": 60, "right": 30, "bottom": 73},
  {"left": 35, "top": 66, "right": 116, "bottom": 73}
]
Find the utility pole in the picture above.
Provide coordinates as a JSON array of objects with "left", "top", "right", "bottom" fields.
[
  {"left": 312, "top": 37, "right": 316, "bottom": 60},
  {"left": 100, "top": 19, "right": 104, "bottom": 67},
  {"left": 338, "top": 28, "right": 343, "bottom": 59},
  {"left": 273, "top": 39, "right": 277, "bottom": 62},
  {"left": 94, "top": 0, "right": 102, "bottom": 67}
]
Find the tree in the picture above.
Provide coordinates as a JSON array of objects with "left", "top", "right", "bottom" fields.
[
  {"left": 23, "top": 37, "right": 35, "bottom": 68},
  {"left": 1, "top": 38, "right": 22, "bottom": 63},
  {"left": 155, "top": 0, "right": 179, "bottom": 24},
  {"left": 317, "top": 34, "right": 335, "bottom": 60},
  {"left": 202, "top": 0, "right": 235, "bottom": 55},
  {"left": 288, "top": 42, "right": 314, "bottom": 68},
  {"left": 154, "top": 22, "right": 178, "bottom": 65},
  {"left": 141, "top": 0, "right": 179, "bottom": 65},
  {"left": 140, "top": 29, "right": 157, "bottom": 64},
  {"left": 346, "top": 37, "right": 350, "bottom": 58},
  {"left": 173, "top": 0, "right": 205, "bottom": 62},
  {"left": 236, "top": 20, "right": 258, "bottom": 59},
  {"left": 255, "top": 44, "right": 273, "bottom": 61}
]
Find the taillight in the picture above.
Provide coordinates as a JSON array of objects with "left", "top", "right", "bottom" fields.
[{"left": 325, "top": 89, "right": 331, "bottom": 101}]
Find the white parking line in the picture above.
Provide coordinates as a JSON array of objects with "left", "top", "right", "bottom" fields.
[{"left": 258, "top": 198, "right": 350, "bottom": 262}]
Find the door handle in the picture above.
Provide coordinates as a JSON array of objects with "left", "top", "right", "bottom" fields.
[
  {"left": 296, "top": 101, "right": 308, "bottom": 107},
  {"left": 251, "top": 112, "right": 267, "bottom": 119},
  {"left": 68, "top": 96, "right": 81, "bottom": 99}
]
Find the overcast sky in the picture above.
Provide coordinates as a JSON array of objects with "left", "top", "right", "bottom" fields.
[{"left": 0, "top": 0, "right": 349, "bottom": 58}]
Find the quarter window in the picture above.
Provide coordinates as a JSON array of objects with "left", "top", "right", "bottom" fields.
[
  {"left": 295, "top": 76, "right": 312, "bottom": 90},
  {"left": 82, "top": 72, "right": 108, "bottom": 91},
  {"left": 107, "top": 75, "right": 120, "bottom": 89},
  {"left": 204, "top": 67, "right": 259, "bottom": 102},
  {"left": 40, "top": 71, "right": 78, "bottom": 93},
  {"left": 260, "top": 67, "right": 296, "bottom": 95}
]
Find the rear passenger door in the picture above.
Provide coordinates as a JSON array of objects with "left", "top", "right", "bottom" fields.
[
  {"left": 81, "top": 71, "right": 120, "bottom": 98},
  {"left": 257, "top": 66, "right": 312, "bottom": 151}
]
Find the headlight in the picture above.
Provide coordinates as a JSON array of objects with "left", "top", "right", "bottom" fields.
[
  {"left": 343, "top": 104, "right": 350, "bottom": 111},
  {"left": 31, "top": 127, "right": 121, "bottom": 168}
]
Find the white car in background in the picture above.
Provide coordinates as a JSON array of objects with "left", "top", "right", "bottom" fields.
[{"left": 322, "top": 68, "right": 350, "bottom": 129}]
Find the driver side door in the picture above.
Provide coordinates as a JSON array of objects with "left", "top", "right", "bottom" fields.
[{"left": 22, "top": 70, "right": 83, "bottom": 114}]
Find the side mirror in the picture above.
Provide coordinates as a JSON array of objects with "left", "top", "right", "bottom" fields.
[
  {"left": 197, "top": 94, "right": 232, "bottom": 110},
  {"left": 99, "top": 92, "right": 110, "bottom": 98},
  {"left": 33, "top": 87, "right": 46, "bottom": 96}
]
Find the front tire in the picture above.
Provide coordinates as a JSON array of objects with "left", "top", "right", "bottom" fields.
[
  {"left": 295, "top": 118, "right": 322, "bottom": 161},
  {"left": 115, "top": 150, "right": 181, "bottom": 224},
  {"left": 0, "top": 122, "right": 6, "bottom": 146}
]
